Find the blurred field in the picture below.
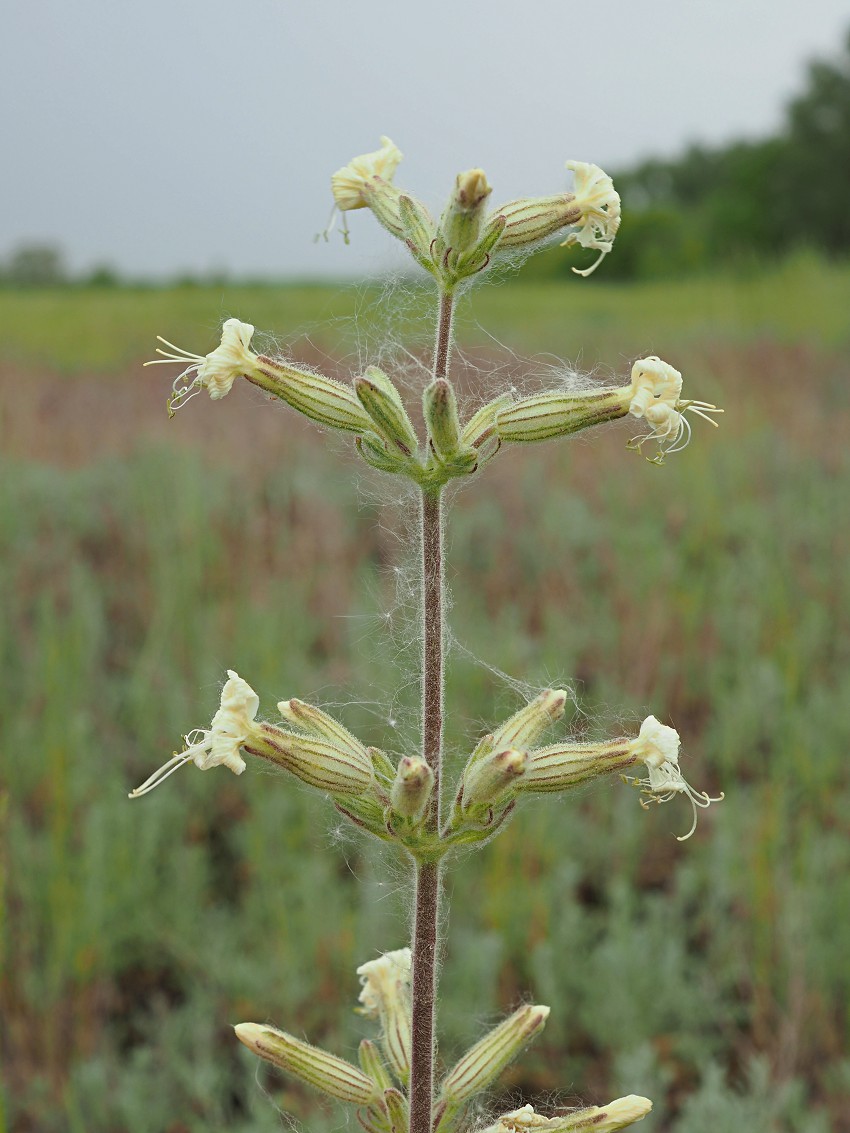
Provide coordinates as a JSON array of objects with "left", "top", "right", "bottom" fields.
[{"left": 1, "top": 264, "right": 849, "bottom": 1133}]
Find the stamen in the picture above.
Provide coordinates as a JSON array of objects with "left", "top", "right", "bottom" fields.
[
  {"left": 171, "top": 369, "right": 200, "bottom": 395},
  {"left": 167, "top": 383, "right": 203, "bottom": 417},
  {"left": 665, "top": 414, "right": 692, "bottom": 454},
  {"left": 155, "top": 336, "right": 205, "bottom": 359},
  {"left": 316, "top": 205, "right": 351, "bottom": 245},
  {"left": 129, "top": 750, "right": 196, "bottom": 798},
  {"left": 315, "top": 203, "right": 339, "bottom": 244},
  {"left": 686, "top": 404, "right": 723, "bottom": 427},
  {"left": 572, "top": 249, "right": 606, "bottom": 277},
  {"left": 678, "top": 795, "right": 699, "bottom": 841}
]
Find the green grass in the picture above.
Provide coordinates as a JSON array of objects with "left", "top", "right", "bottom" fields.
[
  {"left": 1, "top": 265, "right": 849, "bottom": 1132},
  {"left": 1, "top": 252, "right": 849, "bottom": 374}
]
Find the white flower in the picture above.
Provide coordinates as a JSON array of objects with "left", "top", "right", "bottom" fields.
[
  {"left": 144, "top": 318, "right": 257, "bottom": 414},
  {"left": 561, "top": 161, "right": 622, "bottom": 276},
  {"left": 356, "top": 948, "right": 412, "bottom": 1082},
  {"left": 129, "top": 670, "right": 259, "bottom": 798},
  {"left": 627, "top": 356, "right": 723, "bottom": 464},
  {"left": 331, "top": 136, "right": 403, "bottom": 212},
  {"left": 625, "top": 715, "right": 724, "bottom": 840},
  {"left": 357, "top": 948, "right": 412, "bottom": 1016}
]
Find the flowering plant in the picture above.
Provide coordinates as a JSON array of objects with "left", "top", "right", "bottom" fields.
[{"left": 132, "top": 137, "right": 724, "bottom": 1131}]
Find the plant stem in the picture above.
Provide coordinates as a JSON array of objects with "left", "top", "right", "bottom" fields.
[
  {"left": 419, "top": 490, "right": 444, "bottom": 821},
  {"left": 410, "top": 857, "right": 439, "bottom": 1133},
  {"left": 409, "top": 293, "right": 453, "bottom": 1133},
  {"left": 433, "top": 292, "right": 454, "bottom": 381}
]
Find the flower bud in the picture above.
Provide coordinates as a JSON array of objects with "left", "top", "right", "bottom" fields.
[
  {"left": 335, "top": 793, "right": 394, "bottom": 842},
  {"left": 486, "top": 195, "right": 582, "bottom": 250},
  {"left": 357, "top": 949, "right": 412, "bottom": 1084},
  {"left": 492, "top": 689, "right": 567, "bottom": 751},
  {"left": 399, "top": 193, "right": 439, "bottom": 268},
  {"left": 451, "top": 213, "right": 507, "bottom": 279},
  {"left": 495, "top": 388, "right": 629, "bottom": 443},
  {"left": 439, "top": 169, "right": 493, "bottom": 258},
  {"left": 440, "top": 1005, "right": 549, "bottom": 1108},
  {"left": 521, "top": 740, "right": 637, "bottom": 793},
  {"left": 560, "top": 1096, "right": 652, "bottom": 1131},
  {"left": 249, "top": 356, "right": 373, "bottom": 434},
  {"left": 390, "top": 755, "right": 434, "bottom": 820},
  {"left": 234, "top": 1022, "right": 381, "bottom": 1105},
  {"left": 424, "top": 379, "right": 477, "bottom": 469},
  {"left": 358, "top": 1039, "right": 393, "bottom": 1092},
  {"left": 383, "top": 1087, "right": 409, "bottom": 1133},
  {"left": 356, "top": 432, "right": 412, "bottom": 474},
  {"left": 368, "top": 746, "right": 398, "bottom": 783},
  {"left": 480, "top": 1096, "right": 652, "bottom": 1133},
  {"left": 278, "top": 698, "right": 370, "bottom": 764},
  {"left": 355, "top": 366, "right": 420, "bottom": 455},
  {"left": 461, "top": 747, "right": 528, "bottom": 810},
  {"left": 460, "top": 393, "right": 514, "bottom": 450},
  {"left": 247, "top": 723, "right": 374, "bottom": 795}
]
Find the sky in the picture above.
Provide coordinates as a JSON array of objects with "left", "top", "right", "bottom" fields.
[{"left": 2, "top": 0, "right": 849, "bottom": 279}]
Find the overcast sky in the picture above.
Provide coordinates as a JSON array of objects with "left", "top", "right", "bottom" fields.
[{"left": 3, "top": 0, "right": 848, "bottom": 278}]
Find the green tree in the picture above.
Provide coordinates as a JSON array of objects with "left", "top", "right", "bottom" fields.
[
  {"left": 5, "top": 243, "right": 67, "bottom": 287},
  {"left": 604, "top": 28, "right": 850, "bottom": 277}
]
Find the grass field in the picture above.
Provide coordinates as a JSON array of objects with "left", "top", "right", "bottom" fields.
[{"left": 1, "top": 263, "right": 849, "bottom": 1132}]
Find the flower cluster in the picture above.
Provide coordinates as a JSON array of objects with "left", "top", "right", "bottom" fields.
[
  {"left": 131, "top": 677, "right": 722, "bottom": 843},
  {"left": 325, "top": 137, "right": 622, "bottom": 288},
  {"left": 453, "top": 693, "right": 722, "bottom": 841},
  {"left": 234, "top": 954, "right": 648, "bottom": 1132},
  {"left": 138, "top": 136, "right": 725, "bottom": 1133}
]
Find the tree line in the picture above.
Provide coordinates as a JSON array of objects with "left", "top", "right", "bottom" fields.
[
  {"left": 527, "top": 28, "right": 850, "bottom": 281},
  {"left": 5, "top": 29, "right": 849, "bottom": 287}
]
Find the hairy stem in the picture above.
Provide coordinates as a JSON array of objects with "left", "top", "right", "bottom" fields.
[
  {"left": 420, "top": 490, "right": 444, "bottom": 822},
  {"left": 409, "top": 294, "right": 453, "bottom": 1133},
  {"left": 410, "top": 858, "right": 440, "bottom": 1133},
  {"left": 433, "top": 292, "right": 454, "bottom": 382}
]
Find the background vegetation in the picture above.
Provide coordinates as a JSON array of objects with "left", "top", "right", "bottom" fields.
[
  {"left": 1, "top": 261, "right": 848, "bottom": 1132},
  {"left": 528, "top": 31, "right": 850, "bottom": 282}
]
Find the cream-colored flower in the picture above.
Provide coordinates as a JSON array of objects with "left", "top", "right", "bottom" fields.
[
  {"left": 145, "top": 318, "right": 257, "bottom": 413},
  {"left": 356, "top": 948, "right": 412, "bottom": 1082},
  {"left": 625, "top": 715, "right": 723, "bottom": 840},
  {"left": 627, "top": 356, "right": 722, "bottom": 463},
  {"left": 357, "top": 948, "right": 412, "bottom": 1016},
  {"left": 129, "top": 670, "right": 259, "bottom": 797},
  {"left": 561, "top": 161, "right": 621, "bottom": 276},
  {"left": 331, "top": 136, "right": 403, "bottom": 212}
]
